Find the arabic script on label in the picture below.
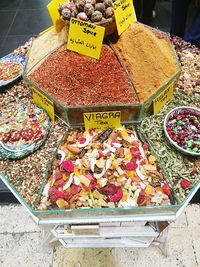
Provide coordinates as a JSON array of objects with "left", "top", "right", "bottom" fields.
[
  {"left": 113, "top": 0, "right": 136, "bottom": 35},
  {"left": 67, "top": 18, "right": 105, "bottom": 59}
]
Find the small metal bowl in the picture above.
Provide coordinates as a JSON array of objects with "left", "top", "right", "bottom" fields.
[{"left": 164, "top": 106, "right": 200, "bottom": 157}]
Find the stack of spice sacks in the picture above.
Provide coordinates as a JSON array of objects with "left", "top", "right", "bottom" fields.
[{"left": 39, "top": 126, "right": 173, "bottom": 210}]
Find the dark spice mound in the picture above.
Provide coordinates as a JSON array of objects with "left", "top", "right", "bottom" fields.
[{"left": 29, "top": 44, "right": 138, "bottom": 106}]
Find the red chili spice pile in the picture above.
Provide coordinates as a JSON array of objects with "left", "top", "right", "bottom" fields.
[{"left": 29, "top": 45, "right": 138, "bottom": 106}]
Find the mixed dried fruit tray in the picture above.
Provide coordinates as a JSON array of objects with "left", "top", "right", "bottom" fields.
[{"left": 37, "top": 126, "right": 177, "bottom": 211}]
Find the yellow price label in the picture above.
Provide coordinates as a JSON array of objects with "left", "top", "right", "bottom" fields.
[
  {"left": 153, "top": 82, "right": 174, "bottom": 114},
  {"left": 83, "top": 111, "right": 121, "bottom": 131},
  {"left": 113, "top": 0, "right": 136, "bottom": 35},
  {"left": 67, "top": 18, "right": 105, "bottom": 59},
  {"left": 32, "top": 86, "right": 55, "bottom": 123},
  {"left": 47, "top": 0, "right": 66, "bottom": 32}
]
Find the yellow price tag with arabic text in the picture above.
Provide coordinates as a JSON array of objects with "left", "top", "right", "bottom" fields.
[
  {"left": 47, "top": 0, "right": 66, "bottom": 32},
  {"left": 67, "top": 18, "right": 105, "bottom": 59},
  {"left": 153, "top": 82, "right": 174, "bottom": 114},
  {"left": 113, "top": 0, "right": 136, "bottom": 35},
  {"left": 83, "top": 111, "right": 121, "bottom": 131},
  {"left": 32, "top": 86, "right": 55, "bottom": 123}
]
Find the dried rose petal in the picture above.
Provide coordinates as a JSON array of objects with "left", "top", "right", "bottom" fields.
[
  {"left": 61, "top": 160, "right": 75, "bottom": 173},
  {"left": 70, "top": 184, "right": 81, "bottom": 195},
  {"left": 130, "top": 147, "right": 141, "bottom": 158},
  {"left": 162, "top": 183, "right": 171, "bottom": 196},
  {"left": 137, "top": 190, "right": 147, "bottom": 206},
  {"left": 180, "top": 179, "right": 191, "bottom": 189},
  {"left": 89, "top": 129, "right": 95, "bottom": 135},
  {"left": 143, "top": 143, "right": 149, "bottom": 150},
  {"left": 102, "top": 184, "right": 118, "bottom": 195},
  {"left": 79, "top": 137, "right": 86, "bottom": 144},
  {"left": 55, "top": 170, "right": 62, "bottom": 180},
  {"left": 64, "top": 192, "right": 72, "bottom": 201},
  {"left": 108, "top": 187, "right": 123, "bottom": 202},
  {"left": 48, "top": 187, "right": 64, "bottom": 203},
  {"left": 126, "top": 162, "right": 138, "bottom": 170}
]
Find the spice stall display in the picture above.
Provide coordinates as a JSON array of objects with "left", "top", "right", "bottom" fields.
[
  {"left": 38, "top": 126, "right": 173, "bottom": 210},
  {"left": 0, "top": 11, "right": 199, "bottom": 248}
]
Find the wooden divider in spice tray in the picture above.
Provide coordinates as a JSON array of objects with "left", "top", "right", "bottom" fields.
[
  {"left": 26, "top": 43, "right": 142, "bottom": 126},
  {"left": 110, "top": 22, "right": 181, "bottom": 112},
  {"left": 37, "top": 126, "right": 176, "bottom": 211}
]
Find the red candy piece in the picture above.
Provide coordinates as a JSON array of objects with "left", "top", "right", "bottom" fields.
[{"left": 180, "top": 179, "right": 191, "bottom": 189}]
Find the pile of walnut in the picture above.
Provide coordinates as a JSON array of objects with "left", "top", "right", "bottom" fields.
[{"left": 58, "top": 0, "right": 115, "bottom": 23}]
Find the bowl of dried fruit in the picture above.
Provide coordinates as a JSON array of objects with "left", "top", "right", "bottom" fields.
[
  {"left": 58, "top": 0, "right": 117, "bottom": 37},
  {"left": 164, "top": 106, "right": 200, "bottom": 157}
]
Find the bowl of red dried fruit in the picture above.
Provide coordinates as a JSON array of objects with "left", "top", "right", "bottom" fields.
[{"left": 164, "top": 106, "right": 200, "bottom": 157}]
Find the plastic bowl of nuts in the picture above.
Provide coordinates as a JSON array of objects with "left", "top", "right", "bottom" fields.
[
  {"left": 164, "top": 106, "right": 200, "bottom": 157},
  {"left": 58, "top": 0, "right": 117, "bottom": 37}
]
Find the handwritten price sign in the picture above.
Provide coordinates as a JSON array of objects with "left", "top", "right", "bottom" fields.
[
  {"left": 32, "top": 86, "right": 55, "bottom": 123},
  {"left": 153, "top": 82, "right": 174, "bottom": 114},
  {"left": 83, "top": 111, "right": 121, "bottom": 131},
  {"left": 113, "top": 0, "right": 136, "bottom": 35},
  {"left": 67, "top": 18, "right": 105, "bottom": 59}
]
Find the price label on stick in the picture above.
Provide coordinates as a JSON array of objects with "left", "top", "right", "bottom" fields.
[
  {"left": 67, "top": 18, "right": 105, "bottom": 59},
  {"left": 153, "top": 82, "right": 174, "bottom": 115},
  {"left": 32, "top": 86, "right": 55, "bottom": 123},
  {"left": 47, "top": 0, "right": 66, "bottom": 32},
  {"left": 113, "top": 0, "right": 136, "bottom": 35},
  {"left": 83, "top": 111, "right": 121, "bottom": 131}
]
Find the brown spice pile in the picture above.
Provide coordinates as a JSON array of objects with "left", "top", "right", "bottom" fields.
[
  {"left": 29, "top": 44, "right": 138, "bottom": 106},
  {"left": 113, "top": 23, "right": 180, "bottom": 102}
]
